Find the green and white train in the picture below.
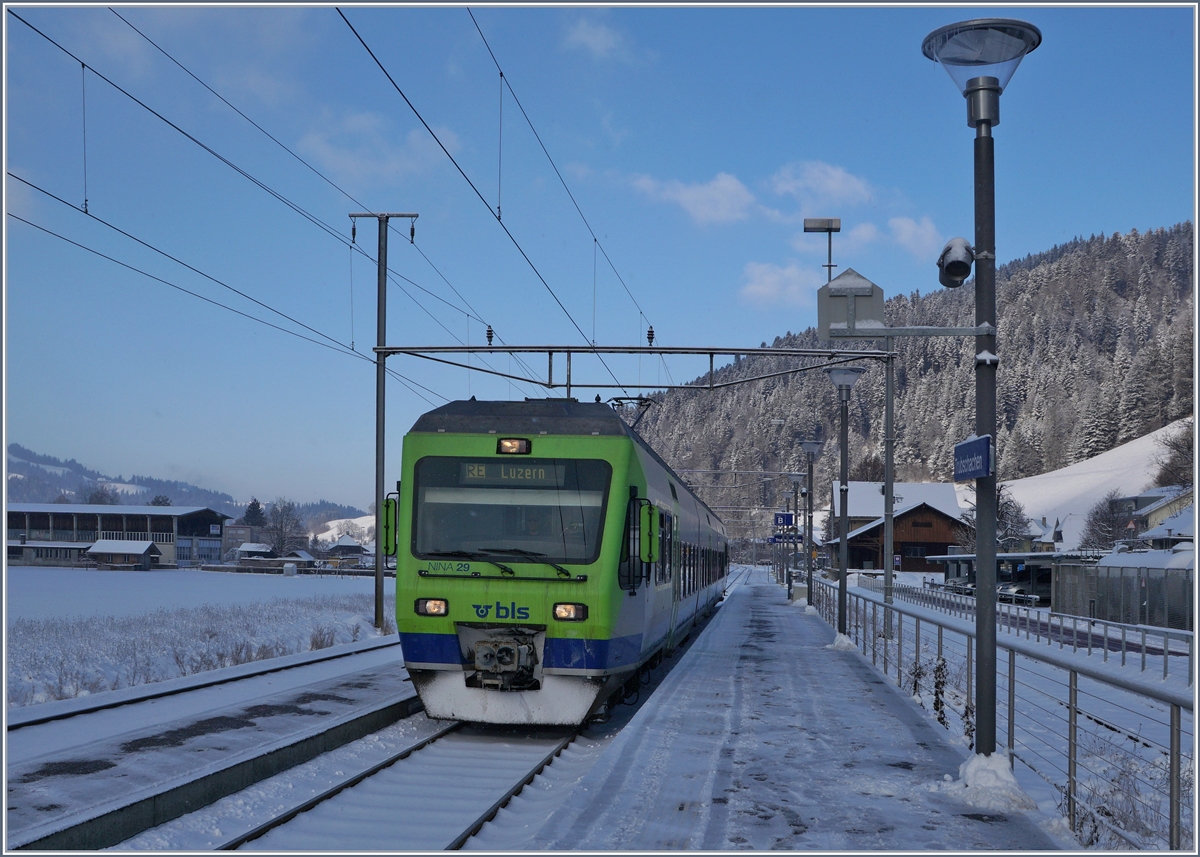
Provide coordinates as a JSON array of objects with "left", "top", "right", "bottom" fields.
[{"left": 394, "top": 398, "right": 728, "bottom": 725}]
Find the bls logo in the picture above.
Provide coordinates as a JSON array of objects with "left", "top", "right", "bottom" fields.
[{"left": 471, "top": 601, "right": 531, "bottom": 620}]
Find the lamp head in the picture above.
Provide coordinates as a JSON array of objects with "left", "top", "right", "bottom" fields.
[
  {"left": 800, "top": 439, "right": 824, "bottom": 459},
  {"left": 937, "top": 237, "right": 975, "bottom": 288},
  {"left": 921, "top": 18, "right": 1041, "bottom": 95},
  {"left": 823, "top": 365, "right": 867, "bottom": 399}
]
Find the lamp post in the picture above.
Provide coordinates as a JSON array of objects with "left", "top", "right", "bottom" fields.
[
  {"left": 788, "top": 473, "right": 803, "bottom": 599},
  {"left": 823, "top": 365, "right": 866, "bottom": 634},
  {"left": 799, "top": 438, "right": 823, "bottom": 600},
  {"left": 922, "top": 18, "right": 1040, "bottom": 759}
]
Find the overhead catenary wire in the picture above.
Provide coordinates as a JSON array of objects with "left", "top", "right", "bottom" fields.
[
  {"left": 105, "top": 6, "right": 542, "bottom": 395},
  {"left": 7, "top": 211, "right": 446, "bottom": 407},
  {"left": 467, "top": 8, "right": 676, "bottom": 389},
  {"left": 12, "top": 8, "right": 539, "bottom": 398},
  {"left": 338, "top": 6, "right": 630, "bottom": 398}
]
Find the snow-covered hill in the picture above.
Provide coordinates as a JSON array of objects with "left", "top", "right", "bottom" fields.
[{"left": 1002, "top": 416, "right": 1190, "bottom": 549}]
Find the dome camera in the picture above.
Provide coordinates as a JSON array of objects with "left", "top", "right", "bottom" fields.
[{"left": 937, "top": 237, "right": 975, "bottom": 288}]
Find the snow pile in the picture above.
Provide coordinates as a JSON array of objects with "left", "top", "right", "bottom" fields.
[
  {"left": 930, "top": 751, "right": 1037, "bottom": 811},
  {"left": 825, "top": 632, "right": 857, "bottom": 651}
]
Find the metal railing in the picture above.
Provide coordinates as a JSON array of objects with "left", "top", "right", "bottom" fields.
[
  {"left": 811, "top": 577, "right": 1194, "bottom": 850},
  {"left": 861, "top": 578, "right": 1194, "bottom": 685}
]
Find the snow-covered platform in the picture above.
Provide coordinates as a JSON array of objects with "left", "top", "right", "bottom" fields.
[{"left": 477, "top": 566, "right": 1066, "bottom": 850}]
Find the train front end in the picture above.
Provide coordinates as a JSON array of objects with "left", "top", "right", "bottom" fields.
[{"left": 395, "top": 400, "right": 639, "bottom": 725}]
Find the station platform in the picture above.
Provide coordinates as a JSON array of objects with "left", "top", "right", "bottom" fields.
[{"left": 487, "top": 566, "right": 1067, "bottom": 850}]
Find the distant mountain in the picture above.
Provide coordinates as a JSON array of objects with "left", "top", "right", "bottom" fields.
[
  {"left": 632, "top": 223, "right": 1193, "bottom": 516},
  {"left": 6, "top": 444, "right": 242, "bottom": 516},
  {"left": 5, "top": 444, "right": 366, "bottom": 529}
]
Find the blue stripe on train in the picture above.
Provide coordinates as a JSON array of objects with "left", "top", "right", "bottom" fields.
[{"left": 399, "top": 632, "right": 643, "bottom": 671}]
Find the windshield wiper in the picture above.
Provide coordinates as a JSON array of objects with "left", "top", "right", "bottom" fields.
[
  {"left": 480, "top": 547, "right": 573, "bottom": 578},
  {"left": 423, "top": 550, "right": 514, "bottom": 576}
]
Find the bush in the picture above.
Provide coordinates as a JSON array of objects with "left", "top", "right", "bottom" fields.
[{"left": 6, "top": 594, "right": 389, "bottom": 708}]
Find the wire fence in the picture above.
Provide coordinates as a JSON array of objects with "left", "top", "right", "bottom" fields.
[
  {"left": 811, "top": 577, "right": 1194, "bottom": 850},
  {"left": 861, "top": 577, "right": 1194, "bottom": 685}
]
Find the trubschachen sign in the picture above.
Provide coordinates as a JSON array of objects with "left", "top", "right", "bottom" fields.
[{"left": 954, "top": 434, "right": 993, "bottom": 481}]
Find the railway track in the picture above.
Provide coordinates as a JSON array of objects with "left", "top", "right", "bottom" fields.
[
  {"left": 7, "top": 640, "right": 419, "bottom": 851},
  {"left": 223, "top": 723, "right": 577, "bottom": 851}
]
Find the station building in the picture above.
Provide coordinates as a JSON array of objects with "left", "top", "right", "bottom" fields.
[{"left": 6, "top": 503, "right": 230, "bottom": 567}]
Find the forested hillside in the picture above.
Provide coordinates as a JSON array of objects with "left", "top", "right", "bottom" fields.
[{"left": 633, "top": 223, "right": 1193, "bottom": 513}]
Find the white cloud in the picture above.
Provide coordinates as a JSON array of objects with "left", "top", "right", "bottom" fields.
[
  {"left": 770, "top": 161, "right": 873, "bottom": 208},
  {"left": 888, "top": 216, "right": 943, "bottom": 261},
  {"left": 737, "top": 262, "right": 823, "bottom": 308},
  {"left": 297, "top": 114, "right": 458, "bottom": 190},
  {"left": 633, "top": 172, "right": 755, "bottom": 225},
  {"left": 564, "top": 19, "right": 623, "bottom": 60}
]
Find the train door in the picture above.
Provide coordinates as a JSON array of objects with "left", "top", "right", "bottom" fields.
[{"left": 666, "top": 515, "right": 683, "bottom": 653}]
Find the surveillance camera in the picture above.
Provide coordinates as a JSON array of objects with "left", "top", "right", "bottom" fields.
[{"left": 937, "top": 237, "right": 975, "bottom": 288}]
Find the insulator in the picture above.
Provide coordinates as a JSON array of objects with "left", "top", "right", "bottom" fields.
[
  {"left": 647, "top": 325, "right": 655, "bottom": 346},
  {"left": 410, "top": 220, "right": 415, "bottom": 243},
  {"left": 351, "top": 220, "right": 356, "bottom": 243},
  {"left": 486, "top": 325, "right": 494, "bottom": 346}
]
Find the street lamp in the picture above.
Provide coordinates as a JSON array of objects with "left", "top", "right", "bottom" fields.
[
  {"left": 823, "top": 365, "right": 866, "bottom": 635},
  {"left": 923, "top": 18, "right": 1040, "bottom": 760},
  {"left": 800, "top": 438, "right": 823, "bottom": 602}
]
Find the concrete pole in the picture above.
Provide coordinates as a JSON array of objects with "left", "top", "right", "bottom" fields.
[
  {"left": 838, "top": 389, "right": 850, "bottom": 635},
  {"left": 806, "top": 454, "right": 814, "bottom": 598},
  {"left": 884, "top": 335, "right": 895, "bottom": 607},
  {"left": 353, "top": 211, "right": 418, "bottom": 631}
]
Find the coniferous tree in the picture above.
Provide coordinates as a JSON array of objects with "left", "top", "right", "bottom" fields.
[{"left": 242, "top": 497, "right": 266, "bottom": 528}]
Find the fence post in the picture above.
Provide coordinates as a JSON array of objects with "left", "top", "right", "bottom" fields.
[
  {"left": 872, "top": 602, "right": 878, "bottom": 666},
  {"left": 966, "top": 635, "right": 973, "bottom": 708},
  {"left": 1170, "top": 702, "right": 1181, "bottom": 851},
  {"left": 1008, "top": 647, "right": 1016, "bottom": 768},
  {"left": 897, "top": 612, "right": 904, "bottom": 686},
  {"left": 1068, "top": 669, "right": 1078, "bottom": 835}
]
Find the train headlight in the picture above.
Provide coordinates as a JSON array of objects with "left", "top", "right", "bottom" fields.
[
  {"left": 497, "top": 438, "right": 531, "bottom": 454},
  {"left": 553, "top": 602, "right": 588, "bottom": 621},
  {"left": 415, "top": 598, "right": 448, "bottom": 616}
]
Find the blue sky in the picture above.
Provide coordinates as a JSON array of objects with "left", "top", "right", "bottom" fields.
[{"left": 4, "top": 4, "right": 1195, "bottom": 508}]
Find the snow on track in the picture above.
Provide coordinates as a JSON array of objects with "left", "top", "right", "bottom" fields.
[{"left": 239, "top": 726, "right": 573, "bottom": 851}]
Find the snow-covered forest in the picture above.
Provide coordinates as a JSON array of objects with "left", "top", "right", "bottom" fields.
[{"left": 634, "top": 223, "right": 1193, "bottom": 511}]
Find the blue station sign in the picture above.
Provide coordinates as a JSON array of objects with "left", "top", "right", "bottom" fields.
[
  {"left": 954, "top": 434, "right": 993, "bottom": 482},
  {"left": 774, "top": 512, "right": 795, "bottom": 528}
]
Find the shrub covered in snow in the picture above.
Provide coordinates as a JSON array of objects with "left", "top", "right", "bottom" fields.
[{"left": 6, "top": 594, "right": 395, "bottom": 708}]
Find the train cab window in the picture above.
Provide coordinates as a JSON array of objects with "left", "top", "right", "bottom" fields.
[{"left": 413, "top": 457, "right": 611, "bottom": 565}]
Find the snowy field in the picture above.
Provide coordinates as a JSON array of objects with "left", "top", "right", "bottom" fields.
[{"left": 5, "top": 568, "right": 396, "bottom": 708}]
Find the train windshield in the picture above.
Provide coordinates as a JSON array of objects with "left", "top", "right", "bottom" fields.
[{"left": 413, "top": 457, "right": 612, "bottom": 564}]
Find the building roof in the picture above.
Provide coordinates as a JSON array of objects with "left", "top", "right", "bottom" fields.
[
  {"left": 86, "top": 540, "right": 160, "bottom": 555},
  {"left": 843, "top": 501, "right": 962, "bottom": 541},
  {"left": 830, "top": 482, "right": 963, "bottom": 521},
  {"left": 1139, "top": 505, "right": 1194, "bottom": 541},
  {"left": 8, "top": 503, "right": 229, "bottom": 518},
  {"left": 237, "top": 543, "right": 274, "bottom": 553},
  {"left": 333, "top": 533, "right": 362, "bottom": 548},
  {"left": 6, "top": 540, "right": 89, "bottom": 549},
  {"left": 284, "top": 550, "right": 316, "bottom": 561}
]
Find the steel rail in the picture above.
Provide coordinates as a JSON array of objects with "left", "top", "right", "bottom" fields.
[{"left": 216, "top": 721, "right": 463, "bottom": 850}]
